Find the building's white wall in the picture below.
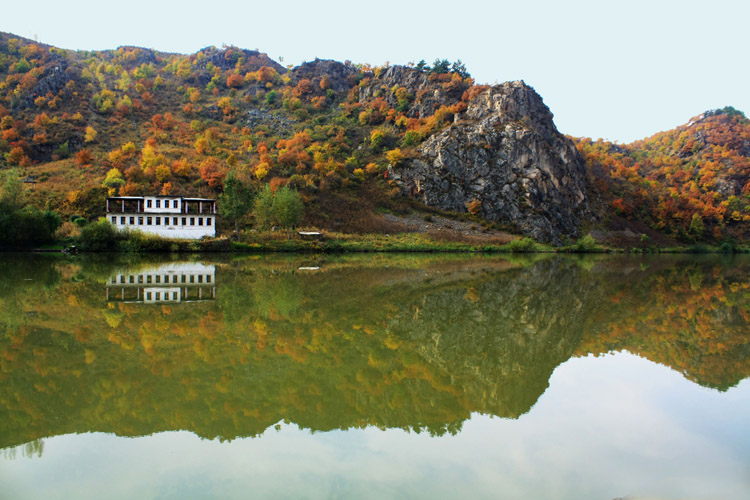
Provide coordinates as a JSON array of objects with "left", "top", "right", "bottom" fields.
[
  {"left": 109, "top": 214, "right": 215, "bottom": 239},
  {"left": 142, "top": 197, "right": 182, "bottom": 213}
]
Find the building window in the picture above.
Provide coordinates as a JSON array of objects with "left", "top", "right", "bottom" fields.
[
  {"left": 138, "top": 217, "right": 144, "bottom": 225},
  {"left": 198, "top": 217, "right": 203, "bottom": 226},
  {"left": 147, "top": 217, "right": 152, "bottom": 225},
  {"left": 138, "top": 275, "right": 143, "bottom": 284},
  {"left": 111, "top": 216, "right": 116, "bottom": 224},
  {"left": 173, "top": 200, "right": 178, "bottom": 209},
  {"left": 147, "top": 200, "right": 152, "bottom": 208},
  {"left": 120, "top": 216, "right": 125, "bottom": 224},
  {"left": 155, "top": 275, "right": 160, "bottom": 284},
  {"left": 156, "top": 200, "right": 161, "bottom": 208},
  {"left": 146, "top": 292, "right": 152, "bottom": 300},
  {"left": 206, "top": 275, "right": 212, "bottom": 283},
  {"left": 207, "top": 217, "right": 212, "bottom": 226},
  {"left": 190, "top": 217, "right": 195, "bottom": 226},
  {"left": 129, "top": 217, "right": 134, "bottom": 224},
  {"left": 155, "top": 292, "right": 161, "bottom": 300},
  {"left": 181, "top": 275, "right": 187, "bottom": 283},
  {"left": 182, "top": 217, "right": 186, "bottom": 226},
  {"left": 129, "top": 276, "right": 134, "bottom": 284},
  {"left": 173, "top": 217, "right": 178, "bottom": 226},
  {"left": 146, "top": 275, "right": 152, "bottom": 284},
  {"left": 155, "top": 217, "right": 160, "bottom": 226}
]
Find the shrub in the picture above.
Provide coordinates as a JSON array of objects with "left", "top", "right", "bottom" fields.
[
  {"left": 719, "top": 240, "right": 736, "bottom": 254},
  {"left": 506, "top": 237, "right": 538, "bottom": 253},
  {"left": 686, "top": 244, "right": 711, "bottom": 254},
  {"left": 569, "top": 234, "right": 602, "bottom": 253},
  {"left": 78, "top": 218, "right": 121, "bottom": 251}
]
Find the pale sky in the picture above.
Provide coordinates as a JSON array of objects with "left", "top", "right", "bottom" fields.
[{"left": 1, "top": 0, "right": 747, "bottom": 143}]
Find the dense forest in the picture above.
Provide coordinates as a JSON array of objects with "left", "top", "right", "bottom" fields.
[{"left": 1, "top": 32, "right": 749, "bottom": 245}]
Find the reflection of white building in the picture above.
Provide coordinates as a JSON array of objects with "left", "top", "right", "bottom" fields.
[
  {"left": 106, "top": 263, "right": 216, "bottom": 303},
  {"left": 105, "top": 196, "right": 217, "bottom": 239}
]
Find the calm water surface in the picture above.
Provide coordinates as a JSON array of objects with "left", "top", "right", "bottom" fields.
[{"left": 0, "top": 253, "right": 748, "bottom": 499}]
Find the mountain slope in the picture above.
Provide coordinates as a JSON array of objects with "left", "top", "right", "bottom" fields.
[
  {"left": 0, "top": 33, "right": 594, "bottom": 243},
  {"left": 2, "top": 32, "right": 748, "bottom": 245},
  {"left": 574, "top": 107, "right": 750, "bottom": 243}
]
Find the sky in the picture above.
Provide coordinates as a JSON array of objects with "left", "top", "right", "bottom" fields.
[{"left": 1, "top": 0, "right": 747, "bottom": 143}]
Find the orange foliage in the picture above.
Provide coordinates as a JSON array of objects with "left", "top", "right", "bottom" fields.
[{"left": 226, "top": 73, "right": 244, "bottom": 89}]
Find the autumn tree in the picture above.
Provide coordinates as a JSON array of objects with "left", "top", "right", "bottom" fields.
[
  {"left": 226, "top": 74, "right": 244, "bottom": 89},
  {"left": 200, "top": 157, "right": 226, "bottom": 188},
  {"left": 102, "top": 168, "right": 126, "bottom": 195}
]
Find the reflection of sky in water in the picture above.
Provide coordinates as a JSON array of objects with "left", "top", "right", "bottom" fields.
[{"left": 3, "top": 353, "right": 748, "bottom": 500}]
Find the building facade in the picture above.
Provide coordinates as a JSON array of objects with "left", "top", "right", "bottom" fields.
[{"left": 106, "top": 196, "right": 217, "bottom": 239}]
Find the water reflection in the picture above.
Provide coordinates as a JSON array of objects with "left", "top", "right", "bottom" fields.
[
  {"left": 0, "top": 254, "right": 748, "bottom": 451},
  {"left": 105, "top": 263, "right": 216, "bottom": 303}
]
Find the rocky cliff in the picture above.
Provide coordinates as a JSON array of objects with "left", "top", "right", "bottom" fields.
[{"left": 388, "top": 79, "right": 593, "bottom": 243}]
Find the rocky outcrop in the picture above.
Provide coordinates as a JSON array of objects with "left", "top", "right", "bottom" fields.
[
  {"left": 359, "top": 65, "right": 470, "bottom": 119},
  {"left": 390, "top": 81, "right": 594, "bottom": 244},
  {"left": 291, "top": 59, "right": 358, "bottom": 92}
]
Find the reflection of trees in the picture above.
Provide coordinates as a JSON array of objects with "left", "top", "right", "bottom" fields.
[
  {"left": 576, "top": 255, "right": 750, "bottom": 390},
  {"left": 0, "top": 254, "right": 748, "bottom": 450},
  {"left": 1, "top": 438, "right": 44, "bottom": 460}
]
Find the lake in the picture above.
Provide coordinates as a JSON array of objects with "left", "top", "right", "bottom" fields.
[{"left": 0, "top": 253, "right": 748, "bottom": 499}]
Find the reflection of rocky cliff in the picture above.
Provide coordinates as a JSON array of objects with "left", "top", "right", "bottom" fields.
[
  {"left": 0, "top": 254, "right": 748, "bottom": 450},
  {"left": 383, "top": 259, "right": 594, "bottom": 419}
]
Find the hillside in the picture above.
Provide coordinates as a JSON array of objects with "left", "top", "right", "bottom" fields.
[
  {"left": 1, "top": 32, "right": 748, "bottom": 246},
  {"left": 574, "top": 107, "right": 750, "bottom": 244},
  {"left": 0, "top": 32, "right": 596, "bottom": 243}
]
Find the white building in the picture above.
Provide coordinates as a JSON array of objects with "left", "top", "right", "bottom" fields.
[
  {"left": 106, "top": 196, "right": 217, "bottom": 239},
  {"left": 106, "top": 262, "right": 216, "bottom": 303}
]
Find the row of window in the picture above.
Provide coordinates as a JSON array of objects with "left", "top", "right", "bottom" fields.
[
  {"left": 111, "top": 216, "right": 213, "bottom": 227},
  {"left": 147, "top": 291, "right": 180, "bottom": 301},
  {"left": 143, "top": 289, "right": 213, "bottom": 301},
  {"left": 146, "top": 199, "right": 180, "bottom": 209},
  {"left": 111, "top": 274, "right": 213, "bottom": 285}
]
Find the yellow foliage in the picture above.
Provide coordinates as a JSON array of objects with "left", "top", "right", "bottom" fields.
[{"left": 84, "top": 126, "right": 97, "bottom": 143}]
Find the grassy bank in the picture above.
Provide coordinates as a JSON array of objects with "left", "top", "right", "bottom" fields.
[{"left": 16, "top": 226, "right": 750, "bottom": 254}]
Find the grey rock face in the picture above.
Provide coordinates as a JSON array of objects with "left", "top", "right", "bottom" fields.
[
  {"left": 291, "top": 59, "right": 357, "bottom": 92},
  {"left": 391, "top": 81, "right": 593, "bottom": 244}
]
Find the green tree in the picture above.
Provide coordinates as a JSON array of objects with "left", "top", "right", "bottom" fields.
[
  {"left": 689, "top": 213, "right": 705, "bottom": 240},
  {"left": 253, "top": 184, "right": 275, "bottom": 233},
  {"left": 272, "top": 186, "right": 304, "bottom": 239},
  {"left": 430, "top": 59, "right": 451, "bottom": 74},
  {"left": 1, "top": 168, "right": 24, "bottom": 210},
  {"left": 0, "top": 170, "right": 61, "bottom": 247},
  {"left": 451, "top": 60, "right": 470, "bottom": 78},
  {"left": 219, "top": 171, "right": 253, "bottom": 240}
]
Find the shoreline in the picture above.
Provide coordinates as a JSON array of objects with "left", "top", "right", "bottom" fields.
[{"left": 13, "top": 236, "right": 750, "bottom": 255}]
